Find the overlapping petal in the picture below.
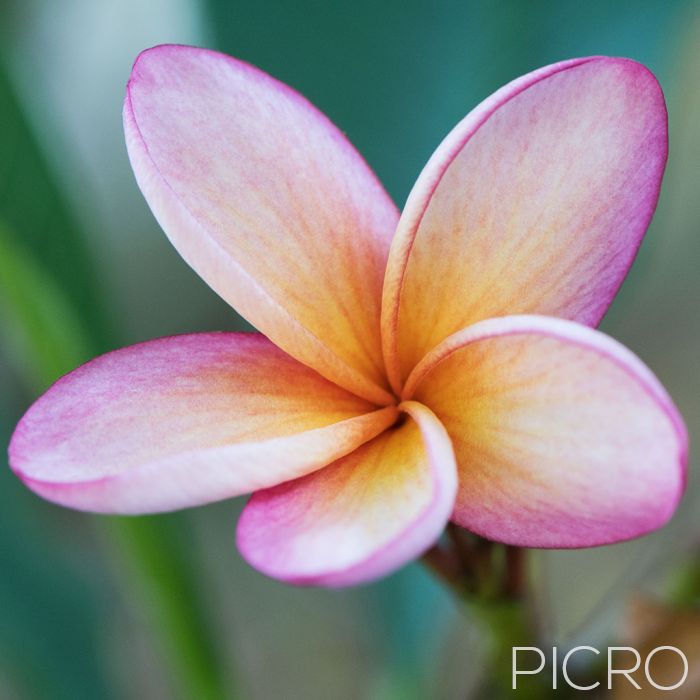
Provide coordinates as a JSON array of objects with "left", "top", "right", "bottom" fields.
[
  {"left": 382, "top": 57, "right": 668, "bottom": 390},
  {"left": 124, "top": 45, "right": 398, "bottom": 405},
  {"left": 405, "top": 316, "right": 687, "bottom": 547},
  {"left": 236, "top": 401, "right": 457, "bottom": 586},
  {"left": 9, "top": 333, "right": 397, "bottom": 514}
]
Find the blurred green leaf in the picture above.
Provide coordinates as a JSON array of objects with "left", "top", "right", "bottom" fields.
[
  {"left": 106, "top": 515, "right": 235, "bottom": 700},
  {"left": 0, "top": 222, "right": 112, "bottom": 699},
  {"left": 0, "top": 52, "right": 234, "bottom": 700},
  {"left": 0, "top": 217, "right": 235, "bottom": 700},
  {"left": 0, "top": 57, "right": 111, "bottom": 350},
  {"left": 0, "top": 222, "right": 92, "bottom": 390},
  {"left": 0, "top": 226, "right": 110, "bottom": 700},
  {"left": 0, "top": 217, "right": 234, "bottom": 699}
]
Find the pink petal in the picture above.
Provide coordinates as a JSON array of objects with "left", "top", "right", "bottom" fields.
[
  {"left": 9, "top": 333, "right": 397, "bottom": 514},
  {"left": 382, "top": 57, "right": 668, "bottom": 391},
  {"left": 124, "top": 45, "right": 398, "bottom": 405},
  {"left": 404, "top": 316, "right": 687, "bottom": 548},
  {"left": 236, "top": 401, "right": 457, "bottom": 586}
]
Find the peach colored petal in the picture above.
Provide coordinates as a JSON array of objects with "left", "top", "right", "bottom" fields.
[
  {"left": 406, "top": 316, "right": 687, "bottom": 547},
  {"left": 124, "top": 45, "right": 398, "bottom": 405},
  {"left": 236, "top": 401, "right": 457, "bottom": 586},
  {"left": 382, "top": 57, "right": 667, "bottom": 390},
  {"left": 10, "top": 333, "right": 397, "bottom": 513}
]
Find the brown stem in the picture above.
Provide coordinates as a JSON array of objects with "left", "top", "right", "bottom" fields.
[
  {"left": 421, "top": 541, "right": 464, "bottom": 594},
  {"left": 504, "top": 545, "right": 526, "bottom": 599},
  {"left": 422, "top": 533, "right": 546, "bottom": 698}
]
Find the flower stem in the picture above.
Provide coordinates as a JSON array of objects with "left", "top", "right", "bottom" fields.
[
  {"left": 670, "top": 557, "right": 700, "bottom": 607},
  {"left": 422, "top": 531, "right": 552, "bottom": 699}
]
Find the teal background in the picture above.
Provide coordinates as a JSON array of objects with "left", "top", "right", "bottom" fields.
[{"left": 1, "top": 1, "right": 699, "bottom": 697}]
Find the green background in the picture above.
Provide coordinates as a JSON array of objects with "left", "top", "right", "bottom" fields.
[{"left": 1, "top": 1, "right": 698, "bottom": 697}]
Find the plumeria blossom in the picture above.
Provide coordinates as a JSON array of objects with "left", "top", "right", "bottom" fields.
[{"left": 9, "top": 46, "right": 687, "bottom": 587}]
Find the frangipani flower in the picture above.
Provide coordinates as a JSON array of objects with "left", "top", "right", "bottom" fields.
[{"left": 9, "top": 46, "right": 687, "bottom": 587}]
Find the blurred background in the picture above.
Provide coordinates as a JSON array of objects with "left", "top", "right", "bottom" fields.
[{"left": 1, "top": 1, "right": 699, "bottom": 698}]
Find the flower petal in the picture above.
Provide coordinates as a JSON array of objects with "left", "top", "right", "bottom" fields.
[
  {"left": 9, "top": 333, "right": 397, "bottom": 514},
  {"left": 124, "top": 45, "right": 398, "bottom": 405},
  {"left": 405, "top": 316, "right": 687, "bottom": 548},
  {"left": 382, "top": 57, "right": 668, "bottom": 390},
  {"left": 236, "top": 401, "right": 457, "bottom": 586}
]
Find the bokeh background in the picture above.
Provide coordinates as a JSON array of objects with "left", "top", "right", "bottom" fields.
[{"left": 1, "top": 1, "right": 699, "bottom": 698}]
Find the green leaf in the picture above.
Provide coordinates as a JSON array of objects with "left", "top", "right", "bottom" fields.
[
  {"left": 105, "top": 515, "right": 235, "bottom": 700},
  {"left": 0, "top": 57, "right": 111, "bottom": 350},
  {"left": 0, "top": 226, "right": 112, "bottom": 699},
  {"left": 0, "top": 58, "right": 235, "bottom": 700},
  {"left": 0, "top": 221, "right": 92, "bottom": 391},
  {"left": 0, "top": 218, "right": 235, "bottom": 699}
]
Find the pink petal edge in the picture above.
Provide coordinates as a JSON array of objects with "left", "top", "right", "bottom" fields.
[
  {"left": 236, "top": 401, "right": 457, "bottom": 586},
  {"left": 381, "top": 56, "right": 668, "bottom": 393},
  {"left": 406, "top": 315, "right": 687, "bottom": 548},
  {"left": 124, "top": 44, "right": 397, "bottom": 406},
  {"left": 9, "top": 332, "right": 397, "bottom": 514}
]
